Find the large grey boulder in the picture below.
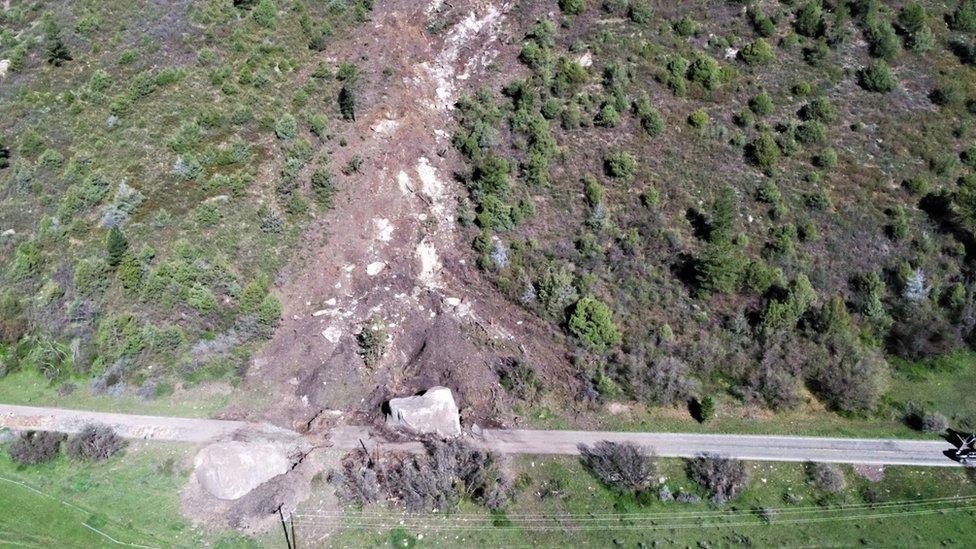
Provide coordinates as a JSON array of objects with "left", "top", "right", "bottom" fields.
[
  {"left": 386, "top": 386, "right": 461, "bottom": 437},
  {"left": 194, "top": 441, "right": 292, "bottom": 500}
]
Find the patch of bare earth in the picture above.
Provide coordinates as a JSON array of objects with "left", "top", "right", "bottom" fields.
[
  {"left": 236, "top": 0, "right": 562, "bottom": 436},
  {"left": 852, "top": 463, "right": 886, "bottom": 482}
]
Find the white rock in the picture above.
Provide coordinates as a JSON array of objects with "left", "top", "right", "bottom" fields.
[
  {"left": 194, "top": 441, "right": 292, "bottom": 500},
  {"left": 322, "top": 326, "right": 342, "bottom": 343},
  {"left": 386, "top": 386, "right": 461, "bottom": 437},
  {"left": 416, "top": 240, "right": 441, "bottom": 287},
  {"left": 371, "top": 118, "right": 399, "bottom": 135},
  {"left": 366, "top": 261, "right": 386, "bottom": 276},
  {"left": 374, "top": 218, "right": 394, "bottom": 242},
  {"left": 0, "top": 59, "right": 8, "bottom": 78}
]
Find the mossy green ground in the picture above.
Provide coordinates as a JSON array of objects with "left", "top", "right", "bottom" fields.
[{"left": 324, "top": 456, "right": 976, "bottom": 548}]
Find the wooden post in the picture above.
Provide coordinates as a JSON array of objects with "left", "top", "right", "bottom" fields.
[{"left": 277, "top": 505, "right": 293, "bottom": 549}]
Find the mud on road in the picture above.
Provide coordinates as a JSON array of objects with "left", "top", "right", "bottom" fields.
[{"left": 243, "top": 0, "right": 564, "bottom": 434}]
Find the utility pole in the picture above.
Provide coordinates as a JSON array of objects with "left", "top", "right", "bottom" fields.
[
  {"left": 277, "top": 505, "right": 293, "bottom": 549},
  {"left": 290, "top": 513, "right": 298, "bottom": 549}
]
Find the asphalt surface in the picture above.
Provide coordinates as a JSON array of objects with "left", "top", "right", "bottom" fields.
[
  {"left": 477, "top": 428, "right": 959, "bottom": 467},
  {"left": 0, "top": 404, "right": 291, "bottom": 442},
  {"left": 0, "top": 404, "right": 960, "bottom": 466}
]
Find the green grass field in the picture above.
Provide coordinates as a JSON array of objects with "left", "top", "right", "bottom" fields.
[
  {"left": 0, "top": 441, "right": 269, "bottom": 548},
  {"left": 323, "top": 455, "right": 976, "bottom": 548},
  {"left": 2, "top": 441, "right": 975, "bottom": 547},
  {"left": 0, "top": 369, "right": 240, "bottom": 418}
]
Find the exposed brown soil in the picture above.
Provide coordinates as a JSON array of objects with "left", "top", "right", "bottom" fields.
[{"left": 235, "top": 0, "right": 568, "bottom": 434}]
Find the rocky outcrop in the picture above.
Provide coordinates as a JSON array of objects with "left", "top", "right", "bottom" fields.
[{"left": 386, "top": 386, "right": 461, "bottom": 437}]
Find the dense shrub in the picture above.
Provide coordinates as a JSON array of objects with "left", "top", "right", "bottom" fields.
[
  {"left": 0, "top": 291, "right": 28, "bottom": 344},
  {"left": 697, "top": 241, "right": 748, "bottom": 294},
  {"left": 634, "top": 95, "right": 664, "bottom": 136},
  {"left": 106, "top": 226, "right": 128, "bottom": 267},
  {"left": 8, "top": 431, "right": 66, "bottom": 465},
  {"left": 356, "top": 317, "right": 387, "bottom": 368},
  {"left": 796, "top": 120, "right": 827, "bottom": 144},
  {"left": 568, "top": 297, "right": 621, "bottom": 352},
  {"left": 384, "top": 439, "right": 509, "bottom": 512},
  {"left": 858, "top": 61, "right": 897, "bottom": 93},
  {"left": 687, "top": 109, "right": 708, "bottom": 128},
  {"left": 66, "top": 424, "right": 125, "bottom": 461},
  {"left": 579, "top": 441, "right": 657, "bottom": 492},
  {"left": 687, "top": 456, "right": 749, "bottom": 502},
  {"left": 740, "top": 38, "right": 774, "bottom": 66},
  {"left": 749, "top": 92, "right": 774, "bottom": 116},
  {"left": 603, "top": 150, "right": 637, "bottom": 179},
  {"left": 639, "top": 356, "right": 700, "bottom": 405},
  {"left": 799, "top": 97, "right": 835, "bottom": 123},
  {"left": 594, "top": 102, "right": 620, "bottom": 127},
  {"left": 311, "top": 167, "right": 336, "bottom": 205},
  {"left": 806, "top": 462, "right": 845, "bottom": 493},
  {"left": 794, "top": 1, "right": 825, "bottom": 38},
  {"left": 628, "top": 0, "right": 653, "bottom": 25},
  {"left": 909, "top": 410, "right": 950, "bottom": 433},
  {"left": 339, "top": 85, "right": 356, "bottom": 121},
  {"left": 252, "top": 0, "right": 277, "bottom": 28},
  {"left": 74, "top": 257, "right": 110, "bottom": 295},
  {"left": 864, "top": 17, "right": 900, "bottom": 61},
  {"left": 688, "top": 54, "right": 722, "bottom": 90},
  {"left": 674, "top": 15, "right": 698, "bottom": 37},
  {"left": 274, "top": 113, "right": 298, "bottom": 139},
  {"left": 558, "top": 0, "right": 585, "bottom": 15},
  {"left": 808, "top": 333, "right": 887, "bottom": 413},
  {"left": 804, "top": 40, "right": 830, "bottom": 66},
  {"left": 949, "top": 0, "right": 976, "bottom": 32},
  {"left": 747, "top": 133, "right": 781, "bottom": 171},
  {"left": 497, "top": 358, "right": 542, "bottom": 401},
  {"left": 898, "top": 3, "right": 934, "bottom": 53},
  {"left": 328, "top": 449, "right": 380, "bottom": 506}
]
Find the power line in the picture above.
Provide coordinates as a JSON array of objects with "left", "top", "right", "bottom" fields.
[
  {"left": 294, "top": 493, "right": 976, "bottom": 520},
  {"left": 292, "top": 503, "right": 976, "bottom": 532}
]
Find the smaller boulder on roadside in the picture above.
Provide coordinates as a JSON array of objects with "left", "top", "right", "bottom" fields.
[{"left": 386, "top": 386, "right": 461, "bottom": 437}]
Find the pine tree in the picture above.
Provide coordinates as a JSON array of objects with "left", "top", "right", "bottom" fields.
[
  {"left": 106, "top": 227, "right": 128, "bottom": 268},
  {"left": 338, "top": 85, "right": 356, "bottom": 121}
]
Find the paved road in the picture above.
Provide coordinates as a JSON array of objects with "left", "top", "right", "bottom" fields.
[
  {"left": 0, "top": 404, "right": 959, "bottom": 466},
  {"left": 0, "top": 404, "right": 292, "bottom": 442},
  {"left": 477, "top": 428, "right": 958, "bottom": 467}
]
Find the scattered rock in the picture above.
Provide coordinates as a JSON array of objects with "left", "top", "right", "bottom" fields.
[{"left": 386, "top": 386, "right": 461, "bottom": 437}]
